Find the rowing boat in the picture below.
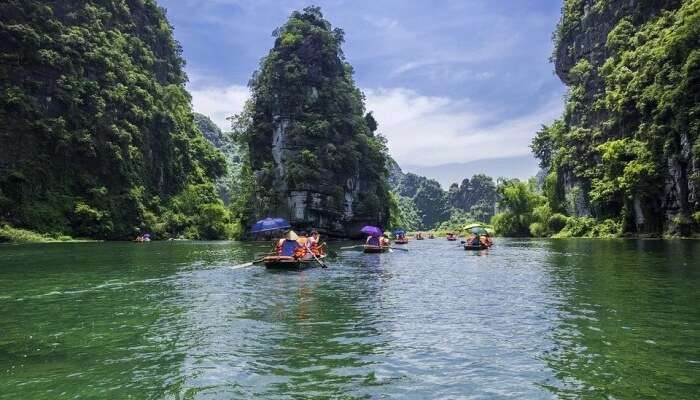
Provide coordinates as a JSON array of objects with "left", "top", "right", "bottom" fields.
[
  {"left": 363, "top": 245, "right": 390, "bottom": 253},
  {"left": 262, "top": 255, "right": 325, "bottom": 269},
  {"left": 394, "top": 239, "right": 409, "bottom": 244}
]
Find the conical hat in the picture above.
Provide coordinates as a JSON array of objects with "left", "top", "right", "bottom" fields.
[{"left": 285, "top": 230, "right": 299, "bottom": 240}]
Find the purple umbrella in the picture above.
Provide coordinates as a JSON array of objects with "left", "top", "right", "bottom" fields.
[{"left": 360, "top": 226, "right": 382, "bottom": 237}]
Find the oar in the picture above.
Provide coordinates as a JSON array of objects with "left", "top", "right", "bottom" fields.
[
  {"left": 389, "top": 247, "right": 409, "bottom": 252},
  {"left": 340, "top": 244, "right": 364, "bottom": 250},
  {"left": 310, "top": 251, "right": 328, "bottom": 269},
  {"left": 230, "top": 257, "right": 265, "bottom": 270}
]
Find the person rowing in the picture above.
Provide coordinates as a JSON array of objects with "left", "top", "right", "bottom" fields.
[
  {"left": 467, "top": 233, "right": 480, "bottom": 247},
  {"left": 294, "top": 231, "right": 313, "bottom": 260},
  {"left": 381, "top": 235, "right": 390, "bottom": 247},
  {"left": 308, "top": 229, "right": 325, "bottom": 257}
]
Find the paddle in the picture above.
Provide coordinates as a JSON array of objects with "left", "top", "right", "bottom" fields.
[
  {"left": 389, "top": 247, "right": 409, "bottom": 252},
  {"left": 340, "top": 244, "right": 364, "bottom": 250},
  {"left": 310, "top": 251, "right": 328, "bottom": 268},
  {"left": 308, "top": 242, "right": 328, "bottom": 268},
  {"left": 230, "top": 257, "right": 265, "bottom": 270}
]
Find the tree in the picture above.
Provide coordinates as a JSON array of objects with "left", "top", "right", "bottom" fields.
[
  {"left": 0, "top": 0, "right": 226, "bottom": 239},
  {"left": 492, "top": 179, "right": 546, "bottom": 237},
  {"left": 413, "top": 179, "right": 450, "bottom": 229}
]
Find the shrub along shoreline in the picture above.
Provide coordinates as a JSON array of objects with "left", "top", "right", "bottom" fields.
[
  {"left": 490, "top": 178, "right": 700, "bottom": 239},
  {"left": 0, "top": 224, "right": 96, "bottom": 243}
]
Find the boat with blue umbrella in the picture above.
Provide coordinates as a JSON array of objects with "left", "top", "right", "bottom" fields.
[
  {"left": 250, "top": 218, "right": 327, "bottom": 269},
  {"left": 393, "top": 229, "right": 408, "bottom": 244}
]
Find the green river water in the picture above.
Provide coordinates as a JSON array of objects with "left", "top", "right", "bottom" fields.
[{"left": 1, "top": 239, "right": 699, "bottom": 399}]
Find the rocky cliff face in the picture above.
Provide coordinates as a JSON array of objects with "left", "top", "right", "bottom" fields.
[
  {"left": 239, "top": 7, "right": 390, "bottom": 237},
  {"left": 540, "top": 0, "right": 699, "bottom": 235}
]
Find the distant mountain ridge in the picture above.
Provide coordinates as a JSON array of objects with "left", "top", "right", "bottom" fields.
[
  {"left": 387, "top": 157, "right": 497, "bottom": 229},
  {"left": 402, "top": 155, "right": 540, "bottom": 189}
]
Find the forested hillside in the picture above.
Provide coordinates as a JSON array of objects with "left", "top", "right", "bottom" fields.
[
  {"left": 232, "top": 7, "right": 390, "bottom": 237},
  {"left": 194, "top": 112, "right": 241, "bottom": 205},
  {"left": 388, "top": 160, "right": 497, "bottom": 230},
  {"left": 530, "top": 0, "right": 699, "bottom": 236},
  {"left": 0, "top": 1, "right": 232, "bottom": 240}
]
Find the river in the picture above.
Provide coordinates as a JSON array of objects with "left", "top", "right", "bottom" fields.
[{"left": 1, "top": 239, "right": 699, "bottom": 399}]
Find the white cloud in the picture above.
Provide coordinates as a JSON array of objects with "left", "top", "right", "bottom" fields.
[
  {"left": 188, "top": 84, "right": 249, "bottom": 131},
  {"left": 363, "top": 16, "right": 399, "bottom": 30},
  {"left": 186, "top": 83, "right": 562, "bottom": 167},
  {"left": 364, "top": 87, "right": 563, "bottom": 166}
]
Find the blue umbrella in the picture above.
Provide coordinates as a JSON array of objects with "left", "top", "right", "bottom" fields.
[
  {"left": 393, "top": 229, "right": 405, "bottom": 236},
  {"left": 251, "top": 217, "right": 291, "bottom": 233},
  {"left": 360, "top": 226, "right": 382, "bottom": 237}
]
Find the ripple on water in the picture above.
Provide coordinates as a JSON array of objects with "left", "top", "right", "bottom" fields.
[{"left": 0, "top": 239, "right": 699, "bottom": 398}]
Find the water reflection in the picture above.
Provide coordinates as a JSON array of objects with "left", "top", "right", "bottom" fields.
[
  {"left": 2, "top": 239, "right": 699, "bottom": 398},
  {"left": 152, "top": 243, "right": 392, "bottom": 399},
  {"left": 539, "top": 239, "right": 700, "bottom": 398}
]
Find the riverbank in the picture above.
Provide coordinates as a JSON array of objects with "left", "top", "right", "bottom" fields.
[{"left": 0, "top": 224, "right": 94, "bottom": 244}]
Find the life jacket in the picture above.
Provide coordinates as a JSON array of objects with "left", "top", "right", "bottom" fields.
[
  {"left": 293, "top": 246, "right": 307, "bottom": 259},
  {"left": 310, "top": 242, "right": 323, "bottom": 256}
]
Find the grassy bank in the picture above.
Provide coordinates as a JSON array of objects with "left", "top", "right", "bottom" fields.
[{"left": 0, "top": 224, "right": 84, "bottom": 243}]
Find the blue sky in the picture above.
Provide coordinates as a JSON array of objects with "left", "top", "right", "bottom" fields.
[{"left": 159, "top": 0, "right": 566, "bottom": 186}]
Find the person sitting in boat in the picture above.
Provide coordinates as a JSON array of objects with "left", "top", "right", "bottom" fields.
[
  {"left": 308, "top": 230, "right": 324, "bottom": 256},
  {"left": 297, "top": 231, "right": 308, "bottom": 247},
  {"left": 295, "top": 232, "right": 314, "bottom": 260},
  {"left": 480, "top": 234, "right": 492, "bottom": 247},
  {"left": 466, "top": 233, "right": 473, "bottom": 245},
  {"left": 468, "top": 233, "right": 481, "bottom": 247},
  {"left": 380, "top": 235, "right": 391, "bottom": 247},
  {"left": 366, "top": 235, "right": 381, "bottom": 246},
  {"left": 276, "top": 231, "right": 304, "bottom": 258}
]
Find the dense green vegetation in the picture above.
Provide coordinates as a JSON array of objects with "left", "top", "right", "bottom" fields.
[
  {"left": 0, "top": 1, "right": 233, "bottom": 240},
  {"left": 389, "top": 163, "right": 497, "bottom": 231},
  {"left": 4, "top": 1, "right": 695, "bottom": 241},
  {"left": 194, "top": 112, "right": 242, "bottom": 205},
  {"left": 232, "top": 7, "right": 390, "bottom": 235},
  {"left": 524, "top": 0, "right": 700, "bottom": 237},
  {"left": 0, "top": 224, "right": 73, "bottom": 243}
]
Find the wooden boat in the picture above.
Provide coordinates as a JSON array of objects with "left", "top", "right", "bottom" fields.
[
  {"left": 363, "top": 245, "right": 390, "bottom": 253},
  {"left": 262, "top": 255, "right": 325, "bottom": 269},
  {"left": 394, "top": 239, "right": 409, "bottom": 244},
  {"left": 415, "top": 233, "right": 424, "bottom": 240},
  {"left": 427, "top": 234, "right": 435, "bottom": 239},
  {"left": 446, "top": 234, "right": 457, "bottom": 241}
]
